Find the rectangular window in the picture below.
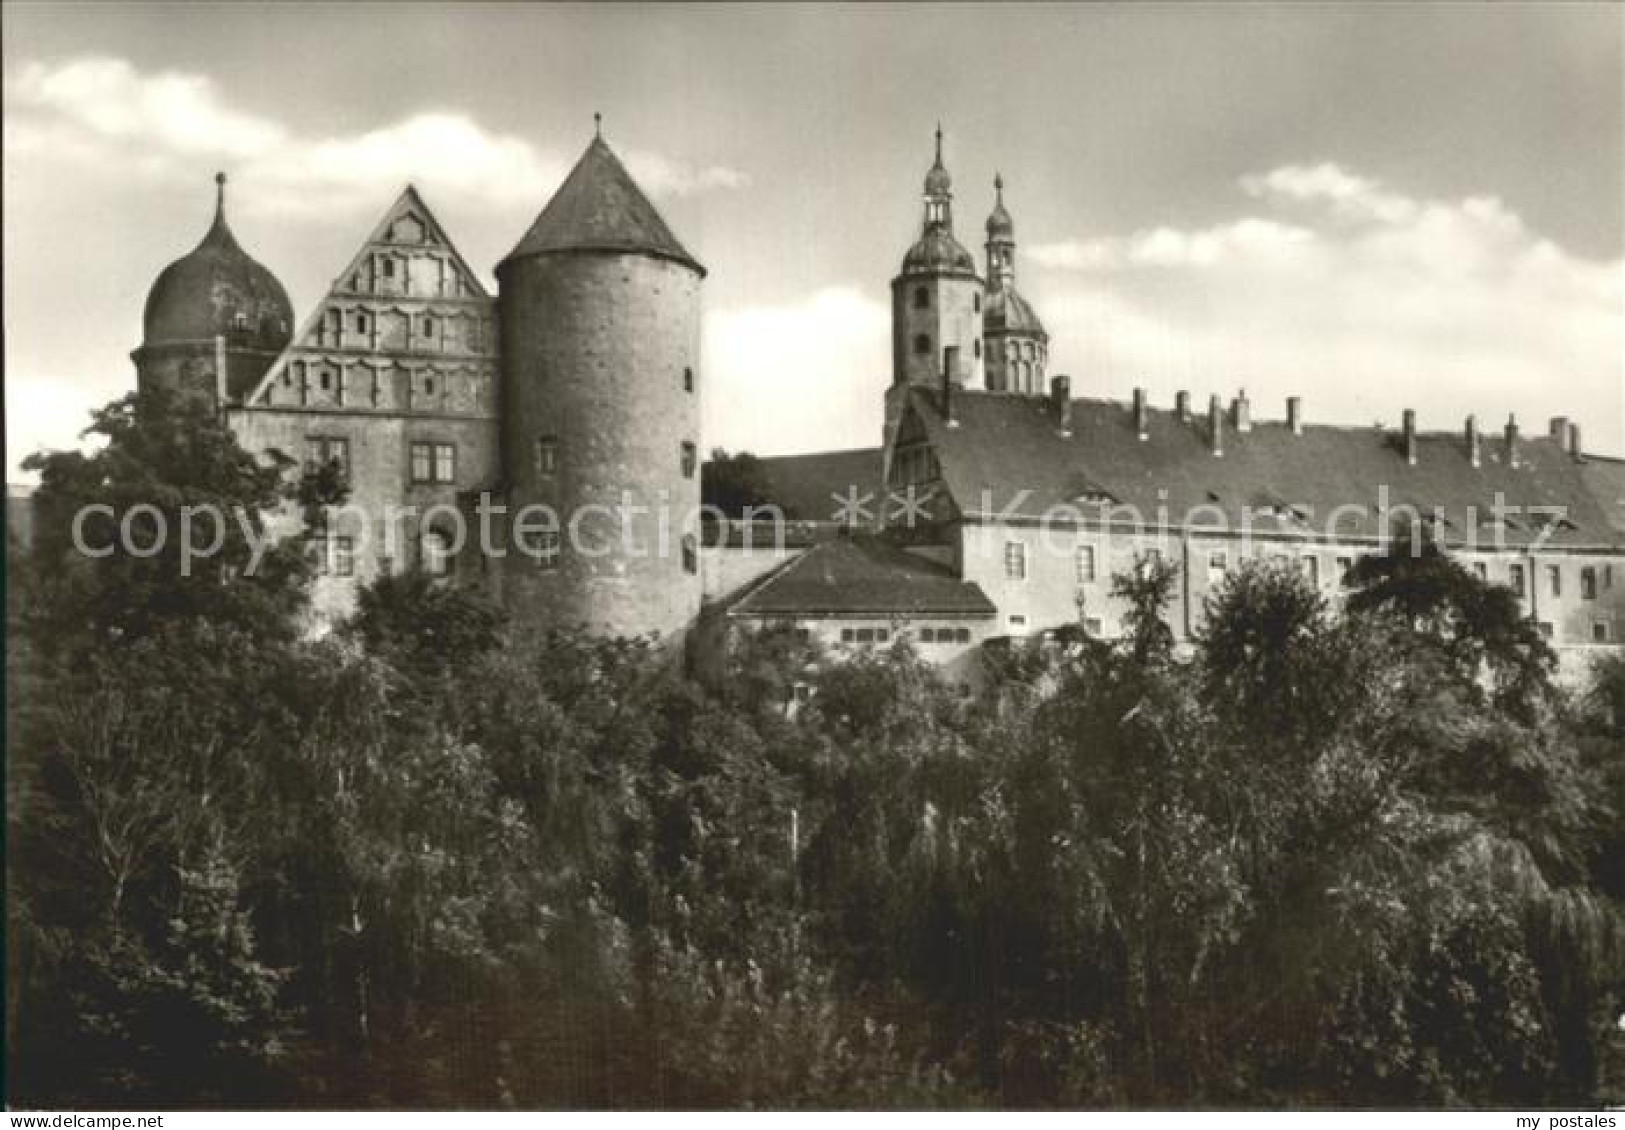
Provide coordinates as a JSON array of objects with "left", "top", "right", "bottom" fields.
[
  {"left": 1076, "top": 545, "right": 1097, "bottom": 584},
  {"left": 1009, "top": 614, "right": 1027, "bottom": 628},
  {"left": 1538, "top": 621, "right": 1554, "bottom": 640},
  {"left": 855, "top": 628, "right": 875, "bottom": 643},
  {"left": 682, "top": 534, "right": 698, "bottom": 575},
  {"left": 519, "top": 528, "right": 560, "bottom": 570},
  {"left": 1336, "top": 555, "right": 1353, "bottom": 579},
  {"left": 307, "top": 436, "right": 350, "bottom": 472},
  {"left": 332, "top": 536, "right": 354, "bottom": 578},
  {"left": 1581, "top": 566, "right": 1598, "bottom": 600},
  {"left": 876, "top": 628, "right": 890, "bottom": 643},
  {"left": 1004, "top": 541, "right": 1026, "bottom": 580},
  {"left": 1548, "top": 565, "right": 1562, "bottom": 599},
  {"left": 410, "top": 442, "right": 455, "bottom": 484},
  {"left": 1509, "top": 564, "right": 1526, "bottom": 596},
  {"left": 534, "top": 436, "right": 558, "bottom": 476},
  {"left": 920, "top": 627, "right": 937, "bottom": 643},
  {"left": 1472, "top": 561, "right": 1488, "bottom": 581},
  {"left": 1207, "top": 550, "right": 1228, "bottom": 586},
  {"left": 1084, "top": 617, "right": 1104, "bottom": 636},
  {"left": 1301, "top": 556, "right": 1319, "bottom": 587},
  {"left": 681, "top": 441, "right": 698, "bottom": 479},
  {"left": 840, "top": 628, "right": 856, "bottom": 643},
  {"left": 1593, "top": 621, "right": 1609, "bottom": 643}
]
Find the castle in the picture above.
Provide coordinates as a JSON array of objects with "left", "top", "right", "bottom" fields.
[{"left": 128, "top": 128, "right": 1625, "bottom": 680}]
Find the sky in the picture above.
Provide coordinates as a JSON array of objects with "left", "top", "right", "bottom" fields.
[{"left": 4, "top": 2, "right": 1622, "bottom": 481}]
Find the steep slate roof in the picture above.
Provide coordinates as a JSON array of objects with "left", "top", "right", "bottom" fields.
[
  {"left": 501, "top": 137, "right": 704, "bottom": 274},
  {"left": 744, "top": 447, "right": 884, "bottom": 522},
  {"left": 730, "top": 535, "right": 996, "bottom": 618},
  {"left": 907, "top": 388, "right": 1623, "bottom": 550},
  {"left": 1580, "top": 456, "right": 1625, "bottom": 537}
]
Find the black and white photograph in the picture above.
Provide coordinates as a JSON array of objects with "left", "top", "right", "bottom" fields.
[{"left": 3, "top": 0, "right": 1623, "bottom": 1116}]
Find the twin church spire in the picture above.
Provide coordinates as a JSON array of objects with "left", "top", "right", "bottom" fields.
[{"left": 893, "top": 127, "right": 1048, "bottom": 398}]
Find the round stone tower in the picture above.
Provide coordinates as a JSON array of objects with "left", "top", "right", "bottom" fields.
[
  {"left": 496, "top": 129, "right": 705, "bottom": 639},
  {"left": 133, "top": 173, "right": 293, "bottom": 408}
]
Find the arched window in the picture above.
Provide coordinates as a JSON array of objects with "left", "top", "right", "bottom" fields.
[
  {"left": 913, "top": 333, "right": 931, "bottom": 356},
  {"left": 913, "top": 286, "right": 930, "bottom": 310},
  {"left": 421, "top": 528, "right": 452, "bottom": 577},
  {"left": 355, "top": 312, "right": 369, "bottom": 334}
]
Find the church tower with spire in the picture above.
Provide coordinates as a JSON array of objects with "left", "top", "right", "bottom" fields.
[
  {"left": 981, "top": 174, "right": 1048, "bottom": 395},
  {"left": 890, "top": 128, "right": 985, "bottom": 395}
]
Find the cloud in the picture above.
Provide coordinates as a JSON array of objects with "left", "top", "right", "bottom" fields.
[
  {"left": 5, "top": 55, "right": 748, "bottom": 220},
  {"left": 703, "top": 287, "right": 890, "bottom": 457},
  {"left": 1026, "top": 162, "right": 1624, "bottom": 452},
  {"left": 4, "top": 373, "right": 114, "bottom": 483}
]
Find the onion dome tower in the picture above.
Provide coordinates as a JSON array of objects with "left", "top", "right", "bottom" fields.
[
  {"left": 891, "top": 127, "right": 985, "bottom": 395},
  {"left": 496, "top": 121, "right": 705, "bottom": 640},
  {"left": 132, "top": 173, "right": 293, "bottom": 407},
  {"left": 982, "top": 174, "right": 1048, "bottom": 395}
]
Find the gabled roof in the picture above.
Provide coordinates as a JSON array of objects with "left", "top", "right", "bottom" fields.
[
  {"left": 500, "top": 137, "right": 704, "bottom": 275},
  {"left": 730, "top": 535, "right": 997, "bottom": 618},
  {"left": 906, "top": 388, "right": 1623, "bottom": 549},
  {"left": 247, "top": 185, "right": 495, "bottom": 406}
]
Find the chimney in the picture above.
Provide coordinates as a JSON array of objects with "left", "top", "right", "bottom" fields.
[
  {"left": 1568, "top": 421, "right": 1584, "bottom": 461},
  {"left": 1465, "top": 415, "right": 1481, "bottom": 467},
  {"left": 1287, "top": 396, "right": 1303, "bottom": 435},
  {"left": 1132, "top": 387, "right": 1149, "bottom": 440},
  {"left": 1232, "top": 389, "right": 1252, "bottom": 433},
  {"left": 1209, "top": 394, "right": 1225, "bottom": 457},
  {"left": 1051, "top": 374, "right": 1073, "bottom": 436},
  {"left": 1549, "top": 416, "right": 1569, "bottom": 442},
  {"left": 942, "top": 345, "right": 959, "bottom": 428},
  {"left": 1504, "top": 414, "right": 1519, "bottom": 468},
  {"left": 1402, "top": 409, "right": 1418, "bottom": 466},
  {"left": 1175, "top": 390, "right": 1191, "bottom": 422}
]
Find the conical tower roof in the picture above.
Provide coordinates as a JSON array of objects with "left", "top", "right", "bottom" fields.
[{"left": 500, "top": 134, "right": 704, "bottom": 275}]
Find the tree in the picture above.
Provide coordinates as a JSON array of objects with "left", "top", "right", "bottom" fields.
[
  {"left": 20, "top": 389, "right": 310, "bottom": 652},
  {"left": 702, "top": 449, "right": 787, "bottom": 518},
  {"left": 1345, "top": 530, "right": 1555, "bottom": 714},
  {"left": 345, "top": 569, "right": 504, "bottom": 684}
]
